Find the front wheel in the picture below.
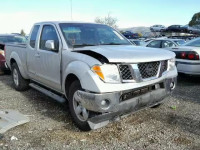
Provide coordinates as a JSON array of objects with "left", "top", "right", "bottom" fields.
[
  {"left": 11, "top": 63, "right": 29, "bottom": 91},
  {"left": 68, "top": 80, "right": 91, "bottom": 131}
]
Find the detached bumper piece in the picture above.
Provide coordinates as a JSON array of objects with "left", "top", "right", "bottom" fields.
[
  {"left": 76, "top": 77, "right": 177, "bottom": 129},
  {"left": 0, "top": 110, "right": 29, "bottom": 134}
]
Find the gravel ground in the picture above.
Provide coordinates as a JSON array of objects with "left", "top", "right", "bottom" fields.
[{"left": 0, "top": 74, "right": 200, "bottom": 150}]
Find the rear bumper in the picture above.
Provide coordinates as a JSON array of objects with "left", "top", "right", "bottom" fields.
[
  {"left": 76, "top": 77, "right": 177, "bottom": 129},
  {"left": 176, "top": 61, "right": 200, "bottom": 75}
]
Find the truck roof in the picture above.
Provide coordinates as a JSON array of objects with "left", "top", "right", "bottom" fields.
[
  {"left": 35, "top": 21, "right": 101, "bottom": 25},
  {"left": 0, "top": 34, "right": 22, "bottom": 37}
]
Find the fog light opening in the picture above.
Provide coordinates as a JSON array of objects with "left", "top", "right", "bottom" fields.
[
  {"left": 100, "top": 99, "right": 110, "bottom": 109},
  {"left": 170, "top": 82, "right": 175, "bottom": 90}
]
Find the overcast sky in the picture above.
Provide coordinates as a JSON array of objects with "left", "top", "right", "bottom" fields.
[{"left": 0, "top": 0, "right": 199, "bottom": 34}]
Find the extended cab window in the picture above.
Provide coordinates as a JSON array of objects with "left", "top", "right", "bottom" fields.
[
  {"left": 30, "top": 25, "right": 40, "bottom": 48},
  {"left": 147, "top": 40, "right": 161, "bottom": 48},
  {"left": 40, "top": 25, "right": 59, "bottom": 51}
]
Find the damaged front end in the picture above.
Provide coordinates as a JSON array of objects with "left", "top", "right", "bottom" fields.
[{"left": 76, "top": 77, "right": 177, "bottom": 130}]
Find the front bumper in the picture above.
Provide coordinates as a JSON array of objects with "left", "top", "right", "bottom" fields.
[
  {"left": 176, "top": 61, "right": 200, "bottom": 75},
  {"left": 76, "top": 77, "right": 177, "bottom": 129}
]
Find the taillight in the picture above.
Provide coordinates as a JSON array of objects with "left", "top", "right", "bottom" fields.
[
  {"left": 181, "top": 52, "right": 186, "bottom": 59},
  {"left": 0, "top": 50, "right": 4, "bottom": 56},
  {"left": 187, "top": 52, "right": 199, "bottom": 60},
  {"left": 196, "top": 54, "right": 199, "bottom": 60},
  {"left": 175, "top": 51, "right": 199, "bottom": 60},
  {"left": 188, "top": 53, "right": 195, "bottom": 59}
]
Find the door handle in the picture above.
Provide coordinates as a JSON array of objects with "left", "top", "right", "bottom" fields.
[{"left": 35, "top": 53, "right": 40, "bottom": 58}]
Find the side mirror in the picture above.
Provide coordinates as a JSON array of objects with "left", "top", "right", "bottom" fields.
[{"left": 45, "top": 40, "right": 55, "bottom": 50}]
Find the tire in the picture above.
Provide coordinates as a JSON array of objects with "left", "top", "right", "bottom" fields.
[
  {"left": 11, "top": 63, "right": 29, "bottom": 91},
  {"left": 68, "top": 80, "right": 91, "bottom": 131}
]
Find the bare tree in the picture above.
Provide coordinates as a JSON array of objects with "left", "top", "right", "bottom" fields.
[
  {"left": 20, "top": 29, "right": 26, "bottom": 36},
  {"left": 189, "top": 12, "right": 200, "bottom": 29},
  {"left": 95, "top": 14, "right": 118, "bottom": 29}
]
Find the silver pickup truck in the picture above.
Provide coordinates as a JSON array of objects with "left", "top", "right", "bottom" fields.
[{"left": 5, "top": 21, "right": 177, "bottom": 131}]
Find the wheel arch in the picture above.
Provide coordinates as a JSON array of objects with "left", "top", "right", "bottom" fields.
[
  {"left": 10, "top": 52, "right": 29, "bottom": 79},
  {"left": 62, "top": 61, "right": 101, "bottom": 98},
  {"left": 65, "top": 73, "right": 80, "bottom": 99}
]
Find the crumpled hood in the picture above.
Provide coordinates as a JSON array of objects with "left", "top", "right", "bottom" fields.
[{"left": 74, "top": 45, "right": 175, "bottom": 63}]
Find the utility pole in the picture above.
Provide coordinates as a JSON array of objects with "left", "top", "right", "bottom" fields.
[{"left": 70, "top": 0, "right": 73, "bottom": 21}]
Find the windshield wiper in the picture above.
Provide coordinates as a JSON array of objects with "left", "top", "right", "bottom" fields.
[
  {"left": 73, "top": 44, "right": 97, "bottom": 48},
  {"left": 100, "top": 42, "right": 125, "bottom": 45}
]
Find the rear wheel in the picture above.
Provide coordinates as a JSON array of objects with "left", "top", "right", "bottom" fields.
[
  {"left": 11, "top": 63, "right": 29, "bottom": 91},
  {"left": 68, "top": 80, "right": 91, "bottom": 131}
]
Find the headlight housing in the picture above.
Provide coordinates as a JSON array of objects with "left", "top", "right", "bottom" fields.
[
  {"left": 91, "top": 64, "right": 121, "bottom": 83},
  {"left": 168, "top": 58, "right": 175, "bottom": 70}
]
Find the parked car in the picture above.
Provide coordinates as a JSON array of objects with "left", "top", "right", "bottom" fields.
[
  {"left": 166, "top": 25, "right": 183, "bottom": 32},
  {"left": 129, "top": 39, "right": 145, "bottom": 46},
  {"left": 122, "top": 31, "right": 139, "bottom": 39},
  {"left": 150, "top": 25, "right": 166, "bottom": 32},
  {"left": 144, "top": 38, "right": 155, "bottom": 43},
  {"left": 0, "top": 34, "right": 26, "bottom": 73},
  {"left": 146, "top": 39, "right": 185, "bottom": 49},
  {"left": 170, "top": 37, "right": 200, "bottom": 75},
  {"left": 180, "top": 25, "right": 200, "bottom": 34},
  {"left": 168, "top": 36, "right": 199, "bottom": 42},
  {"left": 5, "top": 21, "right": 177, "bottom": 131},
  {"left": 170, "top": 39, "right": 186, "bottom": 45}
]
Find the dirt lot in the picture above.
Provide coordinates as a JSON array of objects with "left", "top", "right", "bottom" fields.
[{"left": 0, "top": 75, "right": 200, "bottom": 150}]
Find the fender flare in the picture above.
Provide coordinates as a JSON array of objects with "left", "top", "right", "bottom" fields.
[
  {"left": 10, "top": 52, "right": 29, "bottom": 79},
  {"left": 62, "top": 61, "right": 100, "bottom": 95}
]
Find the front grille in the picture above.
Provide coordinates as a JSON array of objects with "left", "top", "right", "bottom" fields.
[
  {"left": 138, "top": 61, "right": 160, "bottom": 79},
  {"left": 119, "top": 65, "right": 133, "bottom": 80}
]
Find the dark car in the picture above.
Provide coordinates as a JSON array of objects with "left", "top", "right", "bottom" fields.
[
  {"left": 166, "top": 25, "right": 183, "bottom": 32},
  {"left": 122, "top": 31, "right": 139, "bottom": 39},
  {"left": 0, "top": 34, "right": 26, "bottom": 73},
  {"left": 180, "top": 25, "right": 200, "bottom": 34}
]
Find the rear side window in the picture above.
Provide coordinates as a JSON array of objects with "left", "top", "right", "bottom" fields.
[
  {"left": 162, "top": 41, "right": 176, "bottom": 48},
  {"left": 30, "top": 25, "right": 40, "bottom": 48},
  {"left": 147, "top": 40, "right": 161, "bottom": 48}
]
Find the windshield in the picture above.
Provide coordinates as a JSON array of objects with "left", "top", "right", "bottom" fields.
[
  {"left": 0, "top": 36, "right": 26, "bottom": 44},
  {"left": 174, "top": 40, "right": 186, "bottom": 45},
  {"left": 59, "top": 23, "right": 131, "bottom": 48},
  {"left": 184, "top": 38, "right": 200, "bottom": 47}
]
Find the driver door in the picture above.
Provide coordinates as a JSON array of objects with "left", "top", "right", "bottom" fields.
[{"left": 34, "top": 24, "right": 62, "bottom": 92}]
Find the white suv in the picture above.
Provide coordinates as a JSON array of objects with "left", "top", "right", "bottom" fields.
[{"left": 150, "top": 25, "right": 166, "bottom": 32}]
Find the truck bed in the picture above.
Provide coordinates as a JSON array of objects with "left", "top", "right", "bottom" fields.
[{"left": 5, "top": 43, "right": 28, "bottom": 77}]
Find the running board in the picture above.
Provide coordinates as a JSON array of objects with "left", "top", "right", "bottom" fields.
[{"left": 29, "top": 83, "right": 66, "bottom": 103}]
